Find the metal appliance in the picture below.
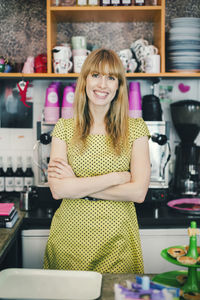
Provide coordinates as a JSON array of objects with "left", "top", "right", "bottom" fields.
[
  {"left": 33, "top": 121, "right": 53, "bottom": 186},
  {"left": 145, "top": 121, "right": 171, "bottom": 202},
  {"left": 170, "top": 100, "right": 200, "bottom": 197}
]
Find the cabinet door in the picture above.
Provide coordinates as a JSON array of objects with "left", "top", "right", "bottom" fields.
[{"left": 140, "top": 229, "right": 189, "bottom": 274}]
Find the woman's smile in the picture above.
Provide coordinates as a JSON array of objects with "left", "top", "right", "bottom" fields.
[
  {"left": 93, "top": 90, "right": 109, "bottom": 99},
  {"left": 86, "top": 72, "right": 119, "bottom": 107}
]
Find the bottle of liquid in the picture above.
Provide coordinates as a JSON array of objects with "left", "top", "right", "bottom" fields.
[
  {"left": 100, "top": 0, "right": 110, "bottom": 6},
  {"left": 24, "top": 157, "right": 34, "bottom": 187},
  {"left": 88, "top": 0, "right": 98, "bottom": 5},
  {"left": 61, "top": 85, "right": 75, "bottom": 119},
  {"left": 121, "top": 0, "right": 131, "bottom": 6},
  {"left": 0, "top": 157, "right": 5, "bottom": 193},
  {"left": 134, "top": 0, "right": 145, "bottom": 5},
  {"left": 128, "top": 81, "right": 142, "bottom": 118},
  {"left": 110, "top": 0, "right": 121, "bottom": 6},
  {"left": 14, "top": 156, "right": 24, "bottom": 192},
  {"left": 5, "top": 156, "right": 14, "bottom": 192},
  {"left": 77, "top": 0, "right": 87, "bottom": 6}
]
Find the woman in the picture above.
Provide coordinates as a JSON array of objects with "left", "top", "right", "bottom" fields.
[{"left": 44, "top": 48, "right": 151, "bottom": 273}]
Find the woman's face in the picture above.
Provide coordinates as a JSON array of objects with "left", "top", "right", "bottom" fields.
[{"left": 86, "top": 71, "right": 119, "bottom": 110}]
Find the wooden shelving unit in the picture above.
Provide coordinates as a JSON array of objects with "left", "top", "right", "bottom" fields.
[
  {"left": 46, "top": 0, "right": 165, "bottom": 76},
  {"left": 1, "top": 0, "right": 199, "bottom": 79}
]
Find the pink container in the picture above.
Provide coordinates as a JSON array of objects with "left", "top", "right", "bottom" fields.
[
  {"left": 44, "top": 86, "right": 60, "bottom": 123},
  {"left": 61, "top": 85, "right": 75, "bottom": 119},
  {"left": 128, "top": 81, "right": 142, "bottom": 118}
]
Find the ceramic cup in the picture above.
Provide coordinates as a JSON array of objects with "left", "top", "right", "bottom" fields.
[
  {"left": 53, "top": 59, "right": 72, "bottom": 74},
  {"left": 128, "top": 58, "right": 138, "bottom": 73},
  {"left": 144, "top": 54, "right": 160, "bottom": 73},
  {"left": 52, "top": 45, "right": 73, "bottom": 73},
  {"left": 118, "top": 49, "right": 133, "bottom": 72},
  {"left": 72, "top": 49, "right": 90, "bottom": 73},
  {"left": 71, "top": 36, "right": 87, "bottom": 50}
]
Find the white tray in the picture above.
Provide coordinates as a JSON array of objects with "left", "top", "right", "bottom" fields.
[{"left": 0, "top": 268, "right": 102, "bottom": 300}]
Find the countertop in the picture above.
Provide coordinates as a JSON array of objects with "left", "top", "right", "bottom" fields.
[
  {"left": 99, "top": 273, "right": 154, "bottom": 300},
  {"left": 0, "top": 203, "right": 25, "bottom": 265}
]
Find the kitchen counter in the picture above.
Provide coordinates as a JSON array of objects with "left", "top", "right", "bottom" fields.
[
  {"left": 99, "top": 273, "right": 154, "bottom": 300},
  {"left": 0, "top": 199, "right": 25, "bottom": 267}
]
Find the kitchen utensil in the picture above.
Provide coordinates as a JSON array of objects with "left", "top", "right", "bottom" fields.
[
  {"left": 167, "top": 198, "right": 200, "bottom": 215},
  {"left": 142, "top": 94, "right": 162, "bottom": 121},
  {"left": 20, "top": 186, "right": 34, "bottom": 211}
]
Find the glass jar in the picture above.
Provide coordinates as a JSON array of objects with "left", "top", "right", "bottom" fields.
[{"left": 134, "top": 0, "right": 145, "bottom": 5}]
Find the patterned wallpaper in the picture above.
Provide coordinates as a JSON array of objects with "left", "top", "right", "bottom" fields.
[{"left": 0, "top": 0, "right": 199, "bottom": 64}]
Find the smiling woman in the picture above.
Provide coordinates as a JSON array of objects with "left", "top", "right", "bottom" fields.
[{"left": 44, "top": 48, "right": 151, "bottom": 274}]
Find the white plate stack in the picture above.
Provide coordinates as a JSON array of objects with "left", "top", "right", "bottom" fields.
[{"left": 168, "top": 17, "right": 200, "bottom": 72}]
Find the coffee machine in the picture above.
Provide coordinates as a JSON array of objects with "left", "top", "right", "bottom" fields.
[{"left": 170, "top": 100, "right": 200, "bottom": 197}]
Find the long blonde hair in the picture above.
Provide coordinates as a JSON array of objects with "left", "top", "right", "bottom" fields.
[{"left": 72, "top": 48, "right": 129, "bottom": 155}]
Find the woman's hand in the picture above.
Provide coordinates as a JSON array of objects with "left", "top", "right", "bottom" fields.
[{"left": 48, "top": 158, "right": 75, "bottom": 179}]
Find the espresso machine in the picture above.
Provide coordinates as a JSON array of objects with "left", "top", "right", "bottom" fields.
[{"left": 170, "top": 100, "right": 200, "bottom": 197}]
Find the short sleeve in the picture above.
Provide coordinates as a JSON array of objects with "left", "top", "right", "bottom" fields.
[
  {"left": 51, "top": 118, "right": 67, "bottom": 141},
  {"left": 129, "top": 117, "right": 151, "bottom": 142}
]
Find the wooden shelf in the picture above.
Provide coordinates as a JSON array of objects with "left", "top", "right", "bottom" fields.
[
  {"left": 1, "top": 1, "right": 197, "bottom": 80},
  {"left": 50, "top": 6, "right": 162, "bottom": 23},
  {"left": 1, "top": 72, "right": 200, "bottom": 79}
]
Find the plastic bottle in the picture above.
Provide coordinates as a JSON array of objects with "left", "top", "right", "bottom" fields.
[
  {"left": 61, "top": 85, "right": 75, "bottom": 119},
  {"left": 187, "top": 221, "right": 199, "bottom": 259},
  {"left": 5, "top": 157, "right": 14, "bottom": 192},
  {"left": 14, "top": 156, "right": 24, "bottom": 192},
  {"left": 0, "top": 157, "right": 5, "bottom": 193},
  {"left": 128, "top": 81, "right": 142, "bottom": 118},
  {"left": 24, "top": 157, "right": 34, "bottom": 187}
]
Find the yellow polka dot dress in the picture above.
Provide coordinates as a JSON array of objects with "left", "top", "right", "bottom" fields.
[{"left": 43, "top": 117, "right": 150, "bottom": 273}]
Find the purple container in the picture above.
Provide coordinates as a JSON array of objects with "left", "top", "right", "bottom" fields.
[
  {"left": 44, "top": 85, "right": 60, "bottom": 123},
  {"left": 45, "top": 86, "right": 59, "bottom": 108},
  {"left": 62, "top": 86, "right": 75, "bottom": 108},
  {"left": 61, "top": 85, "right": 75, "bottom": 119},
  {"left": 128, "top": 81, "right": 142, "bottom": 118}
]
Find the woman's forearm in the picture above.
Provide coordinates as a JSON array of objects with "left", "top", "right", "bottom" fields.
[
  {"left": 48, "top": 171, "right": 130, "bottom": 200},
  {"left": 89, "top": 180, "right": 149, "bottom": 203}
]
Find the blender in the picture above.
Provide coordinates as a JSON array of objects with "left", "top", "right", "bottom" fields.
[{"left": 170, "top": 100, "right": 200, "bottom": 197}]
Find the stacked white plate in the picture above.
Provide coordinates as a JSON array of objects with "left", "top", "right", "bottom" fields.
[{"left": 168, "top": 17, "right": 200, "bottom": 72}]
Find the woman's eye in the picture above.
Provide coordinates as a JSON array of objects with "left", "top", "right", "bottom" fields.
[
  {"left": 92, "top": 73, "right": 99, "bottom": 78},
  {"left": 108, "top": 75, "right": 115, "bottom": 81}
]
